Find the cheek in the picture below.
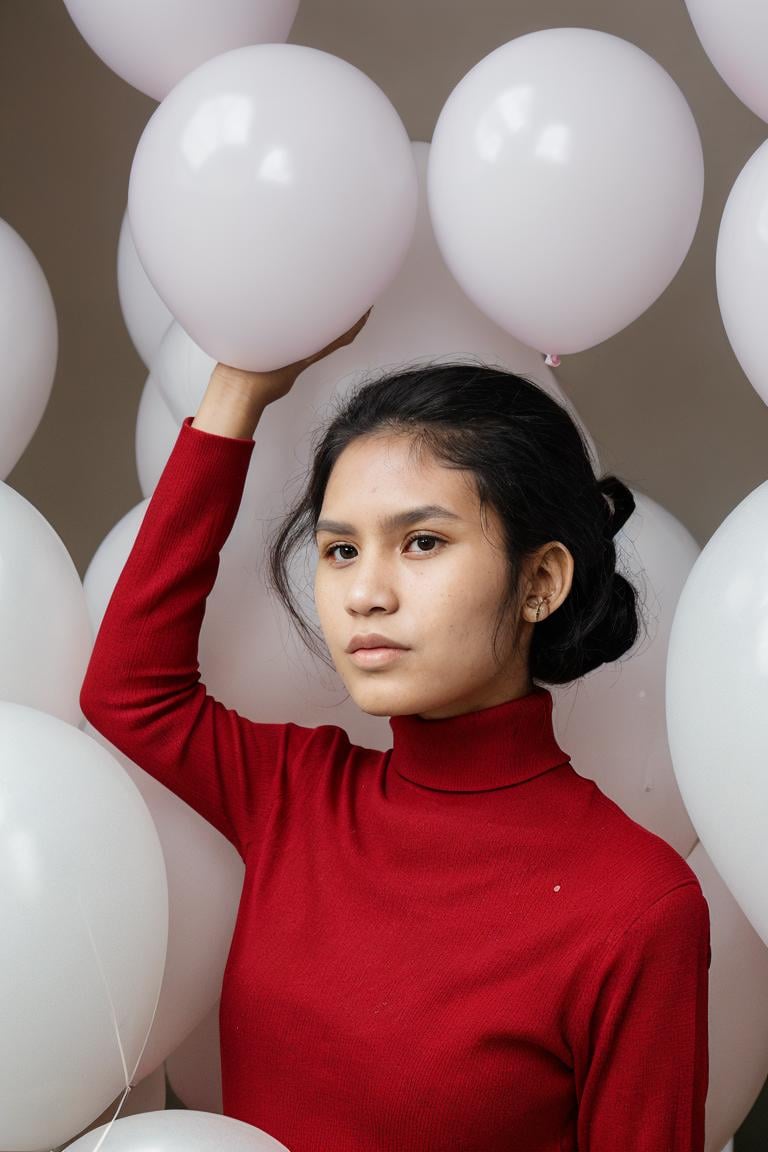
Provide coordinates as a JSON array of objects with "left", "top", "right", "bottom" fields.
[
  {"left": 423, "top": 585, "right": 494, "bottom": 646},
  {"left": 438, "top": 557, "right": 506, "bottom": 618},
  {"left": 453, "top": 598, "right": 497, "bottom": 640}
]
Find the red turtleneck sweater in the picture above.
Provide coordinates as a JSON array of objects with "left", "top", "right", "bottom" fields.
[{"left": 80, "top": 416, "right": 711, "bottom": 1152}]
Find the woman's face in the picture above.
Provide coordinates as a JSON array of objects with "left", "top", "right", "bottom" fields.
[{"left": 313, "top": 433, "right": 534, "bottom": 720}]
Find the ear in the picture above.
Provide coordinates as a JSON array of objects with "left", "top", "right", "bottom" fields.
[{"left": 523, "top": 542, "right": 574, "bottom": 618}]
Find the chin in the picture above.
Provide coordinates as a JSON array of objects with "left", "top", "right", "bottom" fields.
[
  {"left": 346, "top": 687, "right": 399, "bottom": 718},
  {"left": 357, "top": 702, "right": 397, "bottom": 718},
  {"left": 348, "top": 682, "right": 432, "bottom": 719}
]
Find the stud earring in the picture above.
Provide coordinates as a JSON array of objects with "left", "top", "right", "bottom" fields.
[{"left": 532, "top": 596, "right": 550, "bottom": 622}]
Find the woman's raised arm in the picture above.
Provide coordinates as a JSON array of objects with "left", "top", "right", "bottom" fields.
[{"left": 79, "top": 309, "right": 372, "bottom": 859}]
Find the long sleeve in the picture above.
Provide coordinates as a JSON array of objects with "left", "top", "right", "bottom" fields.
[
  {"left": 574, "top": 880, "right": 711, "bottom": 1151},
  {"left": 79, "top": 415, "right": 333, "bottom": 860}
]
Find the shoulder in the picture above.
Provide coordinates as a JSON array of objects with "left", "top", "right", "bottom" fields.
[
  {"left": 564, "top": 768, "right": 706, "bottom": 937},
  {"left": 602, "top": 878, "right": 710, "bottom": 967},
  {"left": 282, "top": 720, "right": 384, "bottom": 761},
  {"left": 567, "top": 785, "right": 710, "bottom": 1018},
  {"left": 279, "top": 720, "right": 388, "bottom": 797}
]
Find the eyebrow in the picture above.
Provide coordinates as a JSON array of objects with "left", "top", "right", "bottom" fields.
[{"left": 314, "top": 504, "right": 463, "bottom": 537}]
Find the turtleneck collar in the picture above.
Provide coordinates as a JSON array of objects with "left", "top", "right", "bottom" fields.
[{"left": 388, "top": 685, "right": 569, "bottom": 792}]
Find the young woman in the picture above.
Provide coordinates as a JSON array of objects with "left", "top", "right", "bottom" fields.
[{"left": 80, "top": 310, "right": 711, "bottom": 1152}]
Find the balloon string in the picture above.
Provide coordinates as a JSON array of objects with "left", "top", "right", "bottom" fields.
[
  {"left": 45, "top": 1082, "right": 135, "bottom": 1152},
  {"left": 76, "top": 891, "right": 131, "bottom": 1087},
  {"left": 70, "top": 889, "right": 163, "bottom": 1152},
  {"left": 544, "top": 353, "right": 561, "bottom": 367}
]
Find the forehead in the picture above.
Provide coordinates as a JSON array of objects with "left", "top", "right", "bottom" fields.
[{"left": 323, "top": 434, "right": 476, "bottom": 506}]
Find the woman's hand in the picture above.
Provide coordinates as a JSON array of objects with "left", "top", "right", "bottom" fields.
[{"left": 210, "top": 306, "right": 373, "bottom": 407}]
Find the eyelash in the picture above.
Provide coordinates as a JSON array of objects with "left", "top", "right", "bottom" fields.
[{"left": 321, "top": 532, "right": 446, "bottom": 565}]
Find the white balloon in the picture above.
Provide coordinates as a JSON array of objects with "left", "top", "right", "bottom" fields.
[
  {"left": 128, "top": 43, "right": 419, "bottom": 370},
  {"left": 0, "top": 703, "right": 167, "bottom": 1152},
  {"left": 117, "top": 209, "right": 172, "bottom": 368},
  {"left": 152, "top": 319, "right": 216, "bottom": 424},
  {"left": 64, "top": 1108, "right": 290, "bottom": 1152},
  {"left": 84, "top": 719, "right": 243, "bottom": 1085},
  {"left": 551, "top": 491, "right": 701, "bottom": 858},
  {"left": 0, "top": 217, "right": 58, "bottom": 479},
  {"left": 0, "top": 477, "right": 92, "bottom": 724},
  {"left": 428, "top": 28, "right": 704, "bottom": 356},
  {"left": 135, "top": 374, "right": 181, "bottom": 497},
  {"left": 684, "top": 0, "right": 768, "bottom": 123},
  {"left": 716, "top": 138, "right": 768, "bottom": 408},
  {"left": 666, "top": 479, "right": 768, "bottom": 947},
  {"left": 62, "top": 0, "right": 300, "bottom": 101}
]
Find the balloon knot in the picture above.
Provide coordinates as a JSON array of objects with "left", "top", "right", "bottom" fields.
[{"left": 544, "top": 353, "right": 561, "bottom": 367}]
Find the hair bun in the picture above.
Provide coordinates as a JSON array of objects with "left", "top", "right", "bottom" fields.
[{"left": 598, "top": 476, "right": 635, "bottom": 539}]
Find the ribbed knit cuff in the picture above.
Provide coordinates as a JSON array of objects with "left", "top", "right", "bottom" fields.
[
  {"left": 179, "top": 414, "right": 256, "bottom": 446},
  {"left": 142, "top": 414, "right": 256, "bottom": 554}
]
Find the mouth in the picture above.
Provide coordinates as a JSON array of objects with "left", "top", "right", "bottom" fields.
[{"left": 348, "top": 646, "right": 408, "bottom": 668}]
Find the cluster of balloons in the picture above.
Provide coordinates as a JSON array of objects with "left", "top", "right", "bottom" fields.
[
  {"left": 2, "top": 1, "right": 768, "bottom": 1150},
  {"left": 123, "top": 28, "right": 706, "bottom": 369}
]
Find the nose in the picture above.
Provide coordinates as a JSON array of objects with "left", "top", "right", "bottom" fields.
[{"left": 343, "top": 548, "right": 399, "bottom": 616}]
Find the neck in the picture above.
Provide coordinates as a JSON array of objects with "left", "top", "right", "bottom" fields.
[
  {"left": 388, "top": 685, "right": 570, "bottom": 793},
  {"left": 416, "top": 671, "right": 536, "bottom": 722}
]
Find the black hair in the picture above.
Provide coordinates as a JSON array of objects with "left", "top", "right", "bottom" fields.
[{"left": 266, "top": 361, "right": 644, "bottom": 686}]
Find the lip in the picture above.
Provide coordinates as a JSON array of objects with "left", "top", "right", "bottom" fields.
[
  {"left": 348, "top": 646, "right": 407, "bottom": 668},
  {"left": 345, "top": 633, "right": 408, "bottom": 653}
]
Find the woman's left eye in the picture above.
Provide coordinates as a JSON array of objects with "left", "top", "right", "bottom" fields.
[{"left": 405, "top": 533, "right": 443, "bottom": 553}]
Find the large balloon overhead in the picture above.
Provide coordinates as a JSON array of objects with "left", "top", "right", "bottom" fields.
[
  {"left": 62, "top": 0, "right": 301, "bottom": 101},
  {"left": 427, "top": 28, "right": 704, "bottom": 357},
  {"left": 128, "top": 43, "right": 419, "bottom": 371}
]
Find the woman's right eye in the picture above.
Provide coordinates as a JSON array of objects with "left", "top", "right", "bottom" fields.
[{"left": 323, "top": 543, "right": 357, "bottom": 563}]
